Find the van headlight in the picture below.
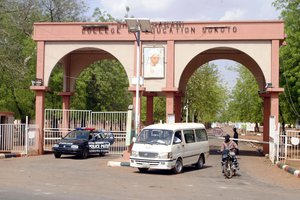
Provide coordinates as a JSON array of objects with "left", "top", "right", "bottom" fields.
[
  {"left": 159, "top": 152, "right": 172, "bottom": 159},
  {"left": 71, "top": 145, "right": 79, "bottom": 149},
  {"left": 131, "top": 150, "right": 138, "bottom": 157},
  {"left": 53, "top": 144, "right": 59, "bottom": 148}
]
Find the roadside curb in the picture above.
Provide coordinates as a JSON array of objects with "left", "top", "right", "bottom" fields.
[
  {"left": 276, "top": 161, "right": 300, "bottom": 178},
  {"left": 0, "top": 152, "right": 26, "bottom": 159},
  {"left": 107, "top": 160, "right": 130, "bottom": 167}
]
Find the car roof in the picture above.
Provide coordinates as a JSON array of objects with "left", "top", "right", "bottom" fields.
[{"left": 142, "top": 123, "right": 205, "bottom": 131}]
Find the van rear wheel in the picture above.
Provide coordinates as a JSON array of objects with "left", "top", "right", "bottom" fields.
[
  {"left": 195, "top": 155, "right": 204, "bottom": 169},
  {"left": 172, "top": 159, "right": 183, "bottom": 174}
]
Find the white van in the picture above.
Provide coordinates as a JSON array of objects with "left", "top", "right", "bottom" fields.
[{"left": 130, "top": 123, "right": 209, "bottom": 174}]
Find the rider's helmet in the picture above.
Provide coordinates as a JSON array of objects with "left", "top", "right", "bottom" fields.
[{"left": 224, "top": 134, "right": 230, "bottom": 143}]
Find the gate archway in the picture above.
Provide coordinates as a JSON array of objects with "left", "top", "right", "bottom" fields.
[{"left": 31, "top": 21, "right": 285, "bottom": 154}]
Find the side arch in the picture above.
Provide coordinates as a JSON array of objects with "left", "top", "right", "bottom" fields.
[
  {"left": 178, "top": 47, "right": 267, "bottom": 92},
  {"left": 174, "top": 41, "right": 272, "bottom": 92},
  {"left": 44, "top": 42, "right": 135, "bottom": 91}
]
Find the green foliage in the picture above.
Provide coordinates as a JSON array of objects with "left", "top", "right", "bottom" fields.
[
  {"left": 185, "top": 63, "right": 228, "bottom": 123},
  {"left": 0, "top": 0, "right": 88, "bottom": 121},
  {"left": 71, "top": 60, "right": 132, "bottom": 111},
  {"left": 273, "top": 0, "right": 300, "bottom": 124},
  {"left": 92, "top": 8, "right": 116, "bottom": 22},
  {"left": 226, "top": 65, "right": 263, "bottom": 123},
  {"left": 45, "top": 65, "right": 63, "bottom": 109}
]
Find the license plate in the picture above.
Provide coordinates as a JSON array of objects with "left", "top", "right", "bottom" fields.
[{"left": 142, "top": 163, "right": 150, "bottom": 168}]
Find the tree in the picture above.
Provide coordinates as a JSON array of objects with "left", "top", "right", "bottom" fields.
[
  {"left": 226, "top": 64, "right": 263, "bottom": 125},
  {"left": 71, "top": 60, "right": 131, "bottom": 111},
  {"left": 273, "top": 0, "right": 300, "bottom": 125},
  {"left": 185, "top": 63, "right": 228, "bottom": 124},
  {"left": 0, "top": 0, "right": 89, "bottom": 121},
  {"left": 0, "top": 0, "right": 39, "bottom": 121},
  {"left": 38, "top": 0, "right": 88, "bottom": 22}
]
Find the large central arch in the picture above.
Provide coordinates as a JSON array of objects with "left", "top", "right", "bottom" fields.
[{"left": 31, "top": 21, "right": 285, "bottom": 154}]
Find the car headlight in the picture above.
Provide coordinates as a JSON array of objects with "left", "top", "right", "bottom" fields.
[
  {"left": 131, "top": 150, "right": 138, "bottom": 157},
  {"left": 71, "top": 145, "right": 79, "bottom": 149},
  {"left": 158, "top": 152, "right": 172, "bottom": 159},
  {"left": 53, "top": 144, "right": 59, "bottom": 148}
]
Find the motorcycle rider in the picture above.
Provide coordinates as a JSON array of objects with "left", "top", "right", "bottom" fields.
[{"left": 221, "top": 134, "right": 239, "bottom": 172}]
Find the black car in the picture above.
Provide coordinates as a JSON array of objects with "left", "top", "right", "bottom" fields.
[{"left": 52, "top": 128, "right": 114, "bottom": 159}]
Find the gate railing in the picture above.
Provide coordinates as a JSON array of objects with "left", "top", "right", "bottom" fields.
[
  {"left": 44, "top": 109, "right": 92, "bottom": 151},
  {"left": 91, "top": 111, "right": 127, "bottom": 154},
  {"left": 0, "top": 124, "right": 26, "bottom": 153},
  {"left": 44, "top": 109, "right": 128, "bottom": 154},
  {"left": 278, "top": 130, "right": 300, "bottom": 162}
]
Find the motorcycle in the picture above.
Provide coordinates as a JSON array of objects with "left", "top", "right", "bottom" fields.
[{"left": 222, "top": 149, "right": 238, "bottom": 178}]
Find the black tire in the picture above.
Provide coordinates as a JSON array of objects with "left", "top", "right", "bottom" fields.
[
  {"left": 195, "top": 155, "right": 204, "bottom": 169},
  {"left": 223, "top": 160, "right": 233, "bottom": 179},
  {"left": 54, "top": 153, "right": 61, "bottom": 158},
  {"left": 172, "top": 159, "right": 183, "bottom": 174},
  {"left": 138, "top": 168, "right": 149, "bottom": 173},
  {"left": 99, "top": 152, "right": 105, "bottom": 157},
  {"left": 80, "top": 149, "right": 88, "bottom": 159}
]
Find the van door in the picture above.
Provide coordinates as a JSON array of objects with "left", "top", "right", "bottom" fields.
[
  {"left": 172, "top": 130, "right": 184, "bottom": 162},
  {"left": 183, "top": 129, "right": 198, "bottom": 165}
]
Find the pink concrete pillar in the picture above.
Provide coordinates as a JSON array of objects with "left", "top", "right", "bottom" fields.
[
  {"left": 59, "top": 92, "right": 73, "bottom": 135},
  {"left": 30, "top": 41, "right": 46, "bottom": 154},
  {"left": 271, "top": 40, "right": 280, "bottom": 88},
  {"left": 166, "top": 41, "right": 175, "bottom": 88},
  {"left": 36, "top": 41, "right": 45, "bottom": 80},
  {"left": 174, "top": 94, "right": 182, "bottom": 122},
  {"left": 30, "top": 87, "right": 47, "bottom": 154},
  {"left": 59, "top": 92, "right": 73, "bottom": 110},
  {"left": 165, "top": 92, "right": 175, "bottom": 123}
]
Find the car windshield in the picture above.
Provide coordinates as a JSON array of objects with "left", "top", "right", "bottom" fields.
[
  {"left": 136, "top": 129, "right": 173, "bottom": 145},
  {"left": 64, "top": 130, "right": 90, "bottom": 140}
]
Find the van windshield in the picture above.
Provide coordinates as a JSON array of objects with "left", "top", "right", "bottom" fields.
[{"left": 136, "top": 129, "right": 173, "bottom": 145}]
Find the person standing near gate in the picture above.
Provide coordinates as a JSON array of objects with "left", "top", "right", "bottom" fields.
[{"left": 233, "top": 127, "right": 239, "bottom": 154}]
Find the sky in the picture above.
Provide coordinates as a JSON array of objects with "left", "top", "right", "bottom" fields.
[{"left": 85, "top": 0, "right": 281, "bottom": 89}]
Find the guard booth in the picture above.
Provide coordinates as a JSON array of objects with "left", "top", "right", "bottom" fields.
[
  {"left": 0, "top": 112, "right": 15, "bottom": 151},
  {"left": 0, "top": 112, "right": 14, "bottom": 124}
]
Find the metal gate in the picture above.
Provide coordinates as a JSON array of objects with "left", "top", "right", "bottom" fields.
[
  {"left": 44, "top": 109, "right": 128, "bottom": 154},
  {"left": 0, "top": 124, "right": 27, "bottom": 153},
  {"left": 278, "top": 130, "right": 300, "bottom": 162}
]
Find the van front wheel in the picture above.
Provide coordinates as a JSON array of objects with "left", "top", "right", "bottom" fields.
[
  {"left": 138, "top": 168, "right": 149, "bottom": 173},
  {"left": 172, "top": 159, "right": 183, "bottom": 174}
]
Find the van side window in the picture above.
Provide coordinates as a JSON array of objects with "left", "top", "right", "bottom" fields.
[
  {"left": 183, "top": 130, "right": 195, "bottom": 143},
  {"left": 195, "top": 129, "right": 208, "bottom": 141},
  {"left": 173, "top": 131, "right": 182, "bottom": 144}
]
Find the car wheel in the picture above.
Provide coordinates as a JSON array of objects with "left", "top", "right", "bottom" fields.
[
  {"left": 195, "top": 155, "right": 204, "bottom": 169},
  {"left": 172, "top": 159, "right": 183, "bottom": 174},
  {"left": 54, "top": 153, "right": 61, "bottom": 158},
  {"left": 138, "top": 168, "right": 149, "bottom": 173},
  {"left": 99, "top": 152, "right": 105, "bottom": 157},
  {"left": 81, "top": 149, "right": 88, "bottom": 159}
]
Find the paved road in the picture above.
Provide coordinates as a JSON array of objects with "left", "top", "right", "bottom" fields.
[{"left": 0, "top": 139, "right": 299, "bottom": 200}]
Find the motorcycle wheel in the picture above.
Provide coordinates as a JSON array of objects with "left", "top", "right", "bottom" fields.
[{"left": 223, "top": 160, "right": 234, "bottom": 179}]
